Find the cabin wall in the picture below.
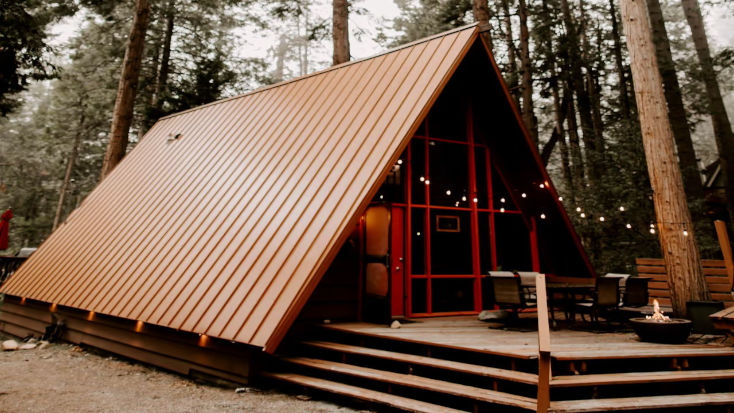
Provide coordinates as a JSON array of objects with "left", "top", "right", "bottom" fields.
[{"left": 0, "top": 295, "right": 259, "bottom": 384}]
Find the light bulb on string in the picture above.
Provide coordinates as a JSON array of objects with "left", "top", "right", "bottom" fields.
[
  {"left": 599, "top": 217, "right": 605, "bottom": 222},
  {"left": 420, "top": 176, "right": 425, "bottom": 182},
  {"left": 446, "top": 190, "right": 451, "bottom": 195},
  {"left": 580, "top": 212, "right": 586, "bottom": 218},
  {"left": 683, "top": 230, "right": 689, "bottom": 236},
  {"left": 558, "top": 196, "right": 563, "bottom": 201},
  {"left": 473, "top": 197, "right": 478, "bottom": 203},
  {"left": 397, "top": 159, "right": 403, "bottom": 165},
  {"left": 521, "top": 193, "right": 527, "bottom": 198},
  {"left": 576, "top": 207, "right": 582, "bottom": 212},
  {"left": 500, "top": 198, "right": 506, "bottom": 203},
  {"left": 650, "top": 228, "right": 656, "bottom": 234},
  {"left": 539, "top": 183, "right": 545, "bottom": 189},
  {"left": 619, "top": 206, "right": 625, "bottom": 212},
  {"left": 379, "top": 195, "right": 383, "bottom": 200},
  {"left": 500, "top": 208, "right": 505, "bottom": 213},
  {"left": 540, "top": 213, "right": 546, "bottom": 219},
  {"left": 425, "top": 180, "right": 430, "bottom": 185},
  {"left": 650, "top": 223, "right": 655, "bottom": 228},
  {"left": 417, "top": 232, "right": 421, "bottom": 236},
  {"left": 462, "top": 196, "right": 467, "bottom": 201},
  {"left": 626, "top": 223, "right": 632, "bottom": 229}
]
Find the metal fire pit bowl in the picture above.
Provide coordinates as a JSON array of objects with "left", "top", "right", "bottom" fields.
[{"left": 629, "top": 318, "right": 692, "bottom": 344}]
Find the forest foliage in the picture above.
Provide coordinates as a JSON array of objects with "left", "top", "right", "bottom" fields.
[{"left": 0, "top": 0, "right": 733, "bottom": 274}]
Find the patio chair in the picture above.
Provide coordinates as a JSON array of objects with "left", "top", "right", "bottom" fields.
[
  {"left": 575, "top": 277, "right": 620, "bottom": 327},
  {"left": 490, "top": 276, "right": 536, "bottom": 319},
  {"left": 622, "top": 277, "right": 649, "bottom": 307}
]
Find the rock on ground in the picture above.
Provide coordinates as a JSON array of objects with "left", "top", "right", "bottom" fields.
[{"left": 2, "top": 340, "right": 18, "bottom": 351}]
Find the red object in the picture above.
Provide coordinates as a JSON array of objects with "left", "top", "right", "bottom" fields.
[{"left": 0, "top": 209, "right": 12, "bottom": 250}]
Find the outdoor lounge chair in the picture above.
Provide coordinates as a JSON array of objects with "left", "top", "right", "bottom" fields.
[
  {"left": 576, "top": 277, "right": 620, "bottom": 326},
  {"left": 490, "top": 276, "right": 536, "bottom": 318}
]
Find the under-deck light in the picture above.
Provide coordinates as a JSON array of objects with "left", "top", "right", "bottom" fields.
[
  {"left": 88, "top": 311, "right": 95, "bottom": 321},
  {"left": 135, "top": 321, "right": 144, "bottom": 332},
  {"left": 50, "top": 303, "right": 57, "bottom": 312}
]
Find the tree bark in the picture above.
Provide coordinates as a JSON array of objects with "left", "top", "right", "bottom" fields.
[
  {"left": 273, "top": 34, "right": 288, "bottom": 83},
  {"left": 54, "top": 108, "right": 85, "bottom": 231},
  {"left": 620, "top": 0, "right": 709, "bottom": 317},
  {"left": 646, "top": 0, "right": 705, "bottom": 206},
  {"left": 609, "top": 0, "right": 631, "bottom": 119},
  {"left": 473, "top": 0, "right": 494, "bottom": 53},
  {"left": 332, "top": 0, "right": 350, "bottom": 65},
  {"left": 501, "top": 0, "right": 520, "bottom": 109},
  {"left": 681, "top": 0, "right": 734, "bottom": 230},
  {"left": 100, "top": 0, "right": 151, "bottom": 181},
  {"left": 566, "top": 83, "right": 586, "bottom": 189},
  {"left": 518, "top": 0, "right": 537, "bottom": 145},
  {"left": 154, "top": 0, "right": 175, "bottom": 113}
]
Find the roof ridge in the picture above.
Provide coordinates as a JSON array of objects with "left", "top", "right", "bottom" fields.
[{"left": 158, "top": 23, "right": 479, "bottom": 122}]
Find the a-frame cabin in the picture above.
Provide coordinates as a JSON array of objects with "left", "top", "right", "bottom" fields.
[{"left": 5, "top": 24, "right": 734, "bottom": 412}]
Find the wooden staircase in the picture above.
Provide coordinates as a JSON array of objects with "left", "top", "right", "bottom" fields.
[{"left": 261, "top": 324, "right": 734, "bottom": 412}]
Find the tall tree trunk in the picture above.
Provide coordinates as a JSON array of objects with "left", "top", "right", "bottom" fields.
[
  {"left": 518, "top": 0, "right": 537, "bottom": 145},
  {"left": 273, "top": 34, "right": 288, "bottom": 83},
  {"left": 588, "top": 33, "right": 605, "bottom": 153},
  {"left": 681, "top": 0, "right": 734, "bottom": 230},
  {"left": 54, "top": 108, "right": 85, "bottom": 231},
  {"left": 501, "top": 0, "right": 520, "bottom": 108},
  {"left": 620, "top": 0, "right": 709, "bottom": 317},
  {"left": 647, "top": 0, "right": 705, "bottom": 207},
  {"left": 609, "top": 0, "right": 631, "bottom": 119},
  {"left": 101, "top": 0, "right": 151, "bottom": 181},
  {"left": 566, "top": 84, "right": 585, "bottom": 190},
  {"left": 560, "top": 0, "right": 598, "bottom": 181},
  {"left": 473, "top": 0, "right": 494, "bottom": 54},
  {"left": 332, "top": 0, "right": 349, "bottom": 65},
  {"left": 154, "top": 0, "right": 175, "bottom": 113}
]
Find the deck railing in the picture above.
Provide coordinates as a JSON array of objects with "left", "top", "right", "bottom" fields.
[
  {"left": 0, "top": 256, "right": 26, "bottom": 287},
  {"left": 535, "top": 273, "right": 551, "bottom": 413}
]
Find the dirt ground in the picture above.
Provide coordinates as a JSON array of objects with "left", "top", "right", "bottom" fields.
[{"left": 0, "top": 333, "right": 359, "bottom": 413}]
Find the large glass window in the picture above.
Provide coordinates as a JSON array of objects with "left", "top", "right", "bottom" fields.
[
  {"left": 429, "top": 210, "right": 473, "bottom": 275},
  {"left": 495, "top": 213, "right": 533, "bottom": 271},
  {"left": 428, "top": 140, "right": 469, "bottom": 207},
  {"left": 411, "top": 209, "right": 426, "bottom": 275},
  {"left": 411, "top": 140, "right": 426, "bottom": 205}
]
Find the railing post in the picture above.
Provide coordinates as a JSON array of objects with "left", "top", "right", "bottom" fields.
[
  {"left": 714, "top": 221, "right": 734, "bottom": 291},
  {"left": 536, "top": 273, "right": 551, "bottom": 413}
]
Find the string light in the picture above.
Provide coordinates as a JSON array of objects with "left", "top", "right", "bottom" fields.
[
  {"left": 425, "top": 180, "right": 430, "bottom": 185},
  {"left": 683, "top": 230, "right": 689, "bottom": 236},
  {"left": 379, "top": 195, "right": 383, "bottom": 199},
  {"left": 473, "top": 197, "right": 478, "bottom": 203},
  {"left": 420, "top": 176, "right": 425, "bottom": 182},
  {"left": 539, "top": 183, "right": 545, "bottom": 189},
  {"left": 580, "top": 212, "right": 586, "bottom": 218},
  {"left": 500, "top": 208, "right": 505, "bottom": 213},
  {"left": 599, "top": 217, "right": 605, "bottom": 222},
  {"left": 650, "top": 223, "right": 655, "bottom": 228},
  {"left": 558, "top": 196, "right": 563, "bottom": 201},
  {"left": 462, "top": 196, "right": 467, "bottom": 201},
  {"left": 540, "top": 213, "right": 546, "bottom": 219},
  {"left": 619, "top": 206, "right": 625, "bottom": 212},
  {"left": 416, "top": 232, "right": 421, "bottom": 236},
  {"left": 626, "top": 223, "right": 632, "bottom": 229},
  {"left": 650, "top": 228, "right": 656, "bottom": 234},
  {"left": 576, "top": 207, "right": 582, "bottom": 212},
  {"left": 500, "top": 197, "right": 506, "bottom": 203},
  {"left": 397, "top": 159, "right": 403, "bottom": 165},
  {"left": 446, "top": 190, "right": 451, "bottom": 195},
  {"left": 521, "top": 193, "right": 527, "bottom": 198},
  {"left": 455, "top": 202, "right": 459, "bottom": 206}
]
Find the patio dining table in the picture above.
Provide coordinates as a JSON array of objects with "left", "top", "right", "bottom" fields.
[{"left": 521, "top": 281, "right": 597, "bottom": 325}]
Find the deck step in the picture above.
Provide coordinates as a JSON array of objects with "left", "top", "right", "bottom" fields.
[
  {"left": 551, "top": 369, "right": 734, "bottom": 387},
  {"left": 552, "top": 346, "right": 734, "bottom": 361},
  {"left": 300, "top": 340, "right": 538, "bottom": 385},
  {"left": 280, "top": 356, "right": 537, "bottom": 410},
  {"left": 261, "top": 372, "right": 469, "bottom": 413},
  {"left": 550, "top": 392, "right": 734, "bottom": 412}
]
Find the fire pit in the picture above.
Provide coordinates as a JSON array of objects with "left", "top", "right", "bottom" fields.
[{"left": 630, "top": 300, "right": 692, "bottom": 344}]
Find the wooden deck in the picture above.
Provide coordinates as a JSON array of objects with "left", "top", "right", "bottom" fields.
[
  {"left": 319, "top": 315, "right": 734, "bottom": 360},
  {"left": 265, "top": 314, "right": 734, "bottom": 412}
]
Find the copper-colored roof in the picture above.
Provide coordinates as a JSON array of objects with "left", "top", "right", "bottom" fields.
[{"left": 1, "top": 24, "right": 478, "bottom": 351}]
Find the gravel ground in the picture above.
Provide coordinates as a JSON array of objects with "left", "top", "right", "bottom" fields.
[{"left": 0, "top": 333, "right": 359, "bottom": 413}]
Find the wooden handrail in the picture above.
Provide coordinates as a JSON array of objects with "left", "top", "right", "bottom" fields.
[
  {"left": 536, "top": 273, "right": 551, "bottom": 413},
  {"left": 714, "top": 220, "right": 734, "bottom": 291}
]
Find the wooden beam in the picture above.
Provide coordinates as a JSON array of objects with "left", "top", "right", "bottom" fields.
[{"left": 536, "top": 273, "right": 551, "bottom": 413}]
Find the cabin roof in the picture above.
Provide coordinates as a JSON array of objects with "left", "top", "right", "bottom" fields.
[{"left": 1, "top": 24, "right": 481, "bottom": 351}]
